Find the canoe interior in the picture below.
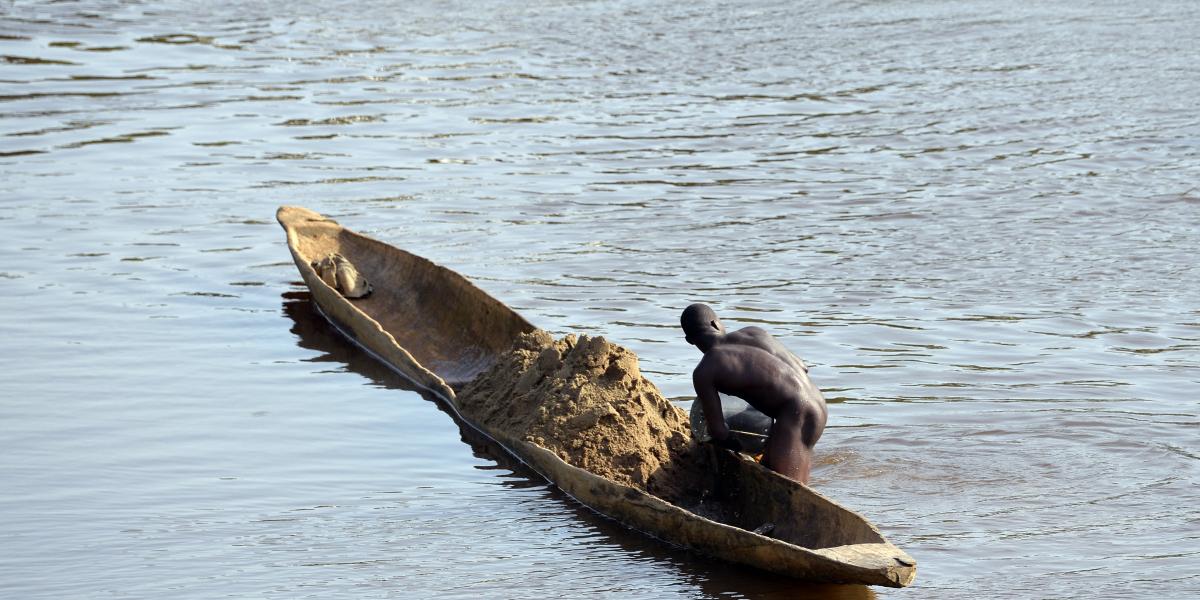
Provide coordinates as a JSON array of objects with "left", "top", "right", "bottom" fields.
[
  {"left": 689, "top": 448, "right": 887, "bottom": 551},
  {"left": 280, "top": 206, "right": 534, "bottom": 386}
]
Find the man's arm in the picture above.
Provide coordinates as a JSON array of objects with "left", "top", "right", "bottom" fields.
[{"left": 693, "top": 361, "right": 741, "bottom": 450}]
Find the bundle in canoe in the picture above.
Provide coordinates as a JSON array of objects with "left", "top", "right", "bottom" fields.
[{"left": 277, "top": 205, "right": 916, "bottom": 588}]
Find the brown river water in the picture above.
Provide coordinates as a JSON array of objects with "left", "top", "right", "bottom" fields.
[{"left": 2, "top": 1, "right": 1198, "bottom": 598}]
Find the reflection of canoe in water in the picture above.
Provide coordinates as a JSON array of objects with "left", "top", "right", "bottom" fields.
[{"left": 277, "top": 205, "right": 916, "bottom": 588}]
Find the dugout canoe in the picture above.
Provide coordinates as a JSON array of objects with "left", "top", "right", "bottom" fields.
[{"left": 277, "top": 205, "right": 917, "bottom": 587}]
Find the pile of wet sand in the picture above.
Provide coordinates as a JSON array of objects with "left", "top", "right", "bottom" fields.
[{"left": 456, "top": 330, "right": 711, "bottom": 502}]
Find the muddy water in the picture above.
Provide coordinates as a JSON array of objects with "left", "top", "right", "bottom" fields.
[{"left": 2, "top": 1, "right": 1198, "bottom": 598}]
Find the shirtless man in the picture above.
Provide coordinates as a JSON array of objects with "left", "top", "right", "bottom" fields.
[{"left": 681, "top": 303, "right": 828, "bottom": 484}]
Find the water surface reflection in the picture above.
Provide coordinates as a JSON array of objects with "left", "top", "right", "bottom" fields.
[{"left": 3, "top": 0, "right": 1198, "bottom": 597}]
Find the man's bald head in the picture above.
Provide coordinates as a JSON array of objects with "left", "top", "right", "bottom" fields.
[{"left": 681, "top": 303, "right": 724, "bottom": 350}]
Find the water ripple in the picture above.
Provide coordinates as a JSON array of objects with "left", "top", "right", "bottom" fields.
[{"left": 2, "top": 1, "right": 1198, "bottom": 598}]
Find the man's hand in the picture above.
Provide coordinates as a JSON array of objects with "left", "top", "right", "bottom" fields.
[{"left": 711, "top": 434, "right": 744, "bottom": 453}]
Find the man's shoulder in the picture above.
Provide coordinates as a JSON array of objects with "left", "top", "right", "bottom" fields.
[
  {"left": 723, "top": 330, "right": 809, "bottom": 372},
  {"left": 701, "top": 343, "right": 772, "bottom": 365},
  {"left": 729, "top": 326, "right": 771, "bottom": 341}
]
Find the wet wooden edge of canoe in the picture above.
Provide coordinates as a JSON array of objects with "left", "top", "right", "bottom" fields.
[{"left": 277, "top": 205, "right": 917, "bottom": 588}]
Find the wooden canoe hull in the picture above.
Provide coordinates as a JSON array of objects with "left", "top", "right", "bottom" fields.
[{"left": 277, "top": 205, "right": 916, "bottom": 587}]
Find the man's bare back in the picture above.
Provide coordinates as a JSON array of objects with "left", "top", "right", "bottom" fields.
[{"left": 682, "top": 304, "right": 827, "bottom": 483}]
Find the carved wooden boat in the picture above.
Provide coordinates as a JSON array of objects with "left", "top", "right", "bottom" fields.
[{"left": 277, "top": 205, "right": 916, "bottom": 587}]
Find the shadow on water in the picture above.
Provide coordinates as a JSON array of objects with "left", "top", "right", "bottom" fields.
[{"left": 282, "top": 290, "right": 875, "bottom": 600}]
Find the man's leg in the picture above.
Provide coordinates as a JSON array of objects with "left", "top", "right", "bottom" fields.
[{"left": 763, "top": 415, "right": 812, "bottom": 484}]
